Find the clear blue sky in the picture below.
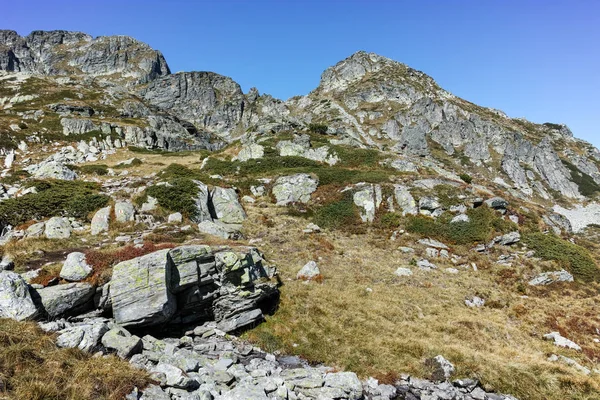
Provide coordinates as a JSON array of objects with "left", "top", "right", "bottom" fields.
[{"left": 2, "top": 1, "right": 599, "bottom": 147}]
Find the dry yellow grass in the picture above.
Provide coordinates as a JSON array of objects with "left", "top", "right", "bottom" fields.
[
  {"left": 239, "top": 204, "right": 600, "bottom": 400},
  {"left": 0, "top": 319, "right": 151, "bottom": 400}
]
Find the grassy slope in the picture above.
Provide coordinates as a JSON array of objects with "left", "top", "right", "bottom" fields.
[
  {"left": 0, "top": 319, "right": 150, "bottom": 400},
  {"left": 2, "top": 144, "right": 600, "bottom": 400}
]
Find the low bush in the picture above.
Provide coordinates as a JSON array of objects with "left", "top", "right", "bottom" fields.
[
  {"left": 307, "top": 123, "right": 328, "bottom": 135},
  {"left": 406, "top": 207, "right": 517, "bottom": 245},
  {"left": 145, "top": 178, "right": 199, "bottom": 218},
  {"left": 524, "top": 232, "right": 600, "bottom": 282},
  {"left": 0, "top": 180, "right": 109, "bottom": 226},
  {"left": 70, "top": 164, "right": 109, "bottom": 176},
  {"left": 459, "top": 173, "right": 473, "bottom": 184},
  {"left": 561, "top": 160, "right": 600, "bottom": 197},
  {"left": 312, "top": 191, "right": 360, "bottom": 230}
]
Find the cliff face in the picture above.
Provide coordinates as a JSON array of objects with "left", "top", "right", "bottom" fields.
[{"left": 0, "top": 30, "right": 170, "bottom": 84}]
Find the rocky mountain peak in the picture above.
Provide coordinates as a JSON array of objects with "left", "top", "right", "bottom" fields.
[{"left": 0, "top": 30, "right": 169, "bottom": 84}]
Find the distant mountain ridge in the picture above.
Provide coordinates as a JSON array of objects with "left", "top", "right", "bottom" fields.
[{"left": 1, "top": 30, "right": 600, "bottom": 203}]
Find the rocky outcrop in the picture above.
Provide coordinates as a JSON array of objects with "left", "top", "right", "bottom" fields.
[
  {"left": 138, "top": 71, "right": 247, "bottom": 139},
  {"left": 0, "top": 30, "right": 169, "bottom": 84},
  {"left": 272, "top": 174, "right": 319, "bottom": 205},
  {"left": 109, "top": 245, "right": 279, "bottom": 329}
]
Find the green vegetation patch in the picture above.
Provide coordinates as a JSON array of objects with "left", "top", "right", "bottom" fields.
[
  {"left": 144, "top": 178, "right": 199, "bottom": 219},
  {"left": 0, "top": 180, "right": 109, "bottom": 226},
  {"left": 524, "top": 232, "right": 600, "bottom": 282},
  {"left": 312, "top": 191, "right": 361, "bottom": 230},
  {"left": 561, "top": 160, "right": 600, "bottom": 197},
  {"left": 406, "top": 206, "right": 517, "bottom": 245}
]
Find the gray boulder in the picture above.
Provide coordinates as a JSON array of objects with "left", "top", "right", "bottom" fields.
[
  {"left": 101, "top": 326, "right": 143, "bottom": 358},
  {"left": 110, "top": 249, "right": 177, "bottom": 327},
  {"left": 353, "top": 184, "right": 382, "bottom": 223},
  {"left": 236, "top": 143, "right": 264, "bottom": 161},
  {"left": 44, "top": 217, "right": 72, "bottom": 239},
  {"left": 32, "top": 161, "right": 77, "bottom": 180},
  {"left": 394, "top": 184, "right": 418, "bottom": 215},
  {"left": 60, "top": 252, "right": 92, "bottom": 281},
  {"left": 56, "top": 320, "right": 109, "bottom": 352},
  {"left": 210, "top": 187, "right": 246, "bottom": 224},
  {"left": 198, "top": 220, "right": 242, "bottom": 240},
  {"left": 485, "top": 197, "right": 508, "bottom": 210},
  {"left": 26, "top": 222, "right": 45, "bottom": 238},
  {"left": 60, "top": 118, "right": 98, "bottom": 135},
  {"left": 324, "top": 371, "right": 363, "bottom": 400},
  {"left": 0, "top": 271, "right": 39, "bottom": 321},
  {"left": 35, "top": 283, "right": 95, "bottom": 318},
  {"left": 272, "top": 174, "right": 318, "bottom": 205},
  {"left": 114, "top": 201, "right": 135, "bottom": 223},
  {"left": 91, "top": 206, "right": 111, "bottom": 235}
]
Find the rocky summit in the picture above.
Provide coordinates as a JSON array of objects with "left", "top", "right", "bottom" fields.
[{"left": 1, "top": 30, "right": 600, "bottom": 400}]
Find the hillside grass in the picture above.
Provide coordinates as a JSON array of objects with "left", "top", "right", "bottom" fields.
[
  {"left": 240, "top": 203, "right": 600, "bottom": 400},
  {"left": 0, "top": 319, "right": 151, "bottom": 399}
]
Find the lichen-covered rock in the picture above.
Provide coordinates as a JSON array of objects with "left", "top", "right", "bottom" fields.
[
  {"left": 60, "top": 118, "right": 98, "bottom": 135},
  {"left": 236, "top": 143, "right": 264, "bottom": 161},
  {"left": 297, "top": 261, "right": 320, "bottom": 280},
  {"left": 210, "top": 187, "right": 246, "bottom": 224},
  {"left": 56, "top": 320, "right": 109, "bottom": 352},
  {"left": 110, "top": 249, "right": 176, "bottom": 327},
  {"left": 394, "top": 184, "right": 418, "bottom": 215},
  {"left": 0, "top": 271, "right": 39, "bottom": 321},
  {"left": 101, "top": 326, "right": 143, "bottom": 358},
  {"left": 60, "top": 252, "right": 92, "bottom": 281},
  {"left": 31, "top": 161, "right": 77, "bottom": 180},
  {"left": 529, "top": 270, "right": 574, "bottom": 286},
  {"left": 272, "top": 174, "right": 318, "bottom": 205}
]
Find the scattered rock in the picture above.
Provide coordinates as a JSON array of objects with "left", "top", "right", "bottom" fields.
[
  {"left": 297, "top": 261, "right": 320, "bottom": 280},
  {"left": 465, "top": 296, "right": 485, "bottom": 308},
  {"left": 528, "top": 269, "right": 574, "bottom": 286},
  {"left": 114, "top": 201, "right": 136, "bottom": 223},
  {"left": 44, "top": 217, "right": 73, "bottom": 239},
  {"left": 394, "top": 267, "right": 413, "bottom": 277},
  {"left": 168, "top": 212, "right": 183, "bottom": 223},
  {"left": 543, "top": 332, "right": 581, "bottom": 351},
  {"left": 91, "top": 206, "right": 111, "bottom": 235},
  {"left": 60, "top": 252, "right": 93, "bottom": 281},
  {"left": 426, "top": 355, "right": 455, "bottom": 382},
  {"left": 272, "top": 174, "right": 318, "bottom": 205}
]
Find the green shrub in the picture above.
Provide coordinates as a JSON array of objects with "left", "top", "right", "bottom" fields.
[
  {"left": 0, "top": 180, "right": 109, "bottom": 226},
  {"left": 145, "top": 178, "right": 199, "bottom": 218},
  {"left": 524, "top": 232, "right": 600, "bottom": 282},
  {"left": 307, "top": 123, "right": 328, "bottom": 135},
  {"left": 313, "top": 192, "right": 359, "bottom": 230},
  {"left": 378, "top": 212, "right": 403, "bottom": 229},
  {"left": 561, "top": 160, "right": 600, "bottom": 197},
  {"left": 459, "top": 173, "right": 473, "bottom": 184},
  {"left": 406, "top": 207, "right": 517, "bottom": 245}
]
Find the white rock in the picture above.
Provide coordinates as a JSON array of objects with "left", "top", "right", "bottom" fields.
[
  {"left": 394, "top": 267, "right": 413, "bottom": 277},
  {"left": 543, "top": 332, "right": 582, "bottom": 351},
  {"left": 297, "top": 261, "right": 320, "bottom": 280},
  {"left": 60, "top": 252, "right": 92, "bottom": 281}
]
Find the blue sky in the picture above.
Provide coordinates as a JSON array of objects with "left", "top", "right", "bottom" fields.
[{"left": 2, "top": 1, "right": 599, "bottom": 147}]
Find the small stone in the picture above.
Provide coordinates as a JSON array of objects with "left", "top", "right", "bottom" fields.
[
  {"left": 297, "top": 261, "right": 320, "bottom": 280},
  {"left": 60, "top": 252, "right": 92, "bottom": 281},
  {"left": 394, "top": 267, "right": 413, "bottom": 277},
  {"left": 425, "top": 355, "right": 455, "bottom": 382}
]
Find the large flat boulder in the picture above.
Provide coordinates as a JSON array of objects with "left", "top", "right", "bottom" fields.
[
  {"left": 35, "top": 283, "right": 95, "bottom": 318},
  {"left": 110, "top": 249, "right": 177, "bottom": 327}
]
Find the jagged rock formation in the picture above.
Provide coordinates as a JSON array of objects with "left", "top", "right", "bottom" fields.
[{"left": 0, "top": 30, "right": 169, "bottom": 84}]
